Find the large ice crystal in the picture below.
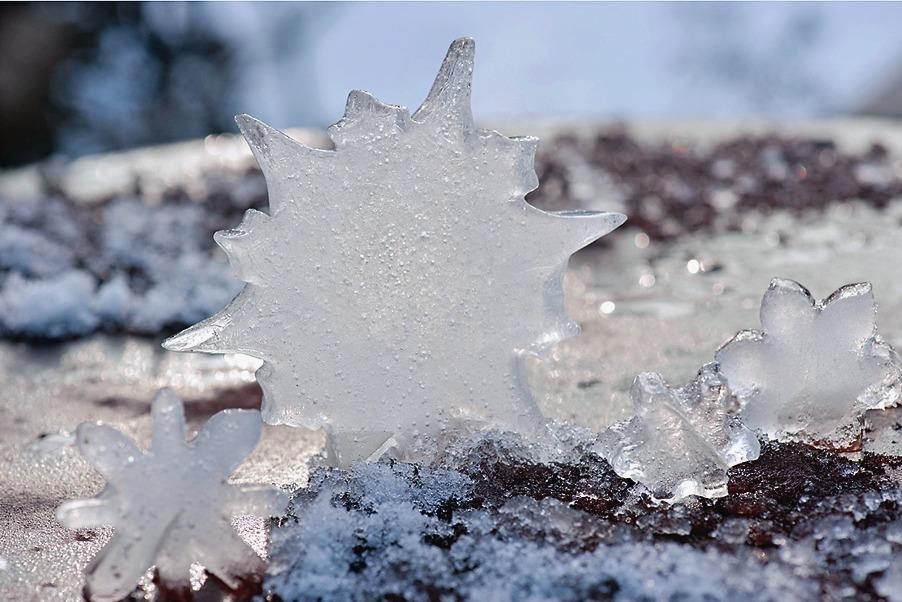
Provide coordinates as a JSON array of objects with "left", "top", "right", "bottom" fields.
[
  {"left": 598, "top": 363, "right": 760, "bottom": 502},
  {"left": 163, "top": 38, "right": 625, "bottom": 462},
  {"left": 716, "top": 278, "right": 902, "bottom": 446},
  {"left": 56, "top": 389, "right": 287, "bottom": 601}
]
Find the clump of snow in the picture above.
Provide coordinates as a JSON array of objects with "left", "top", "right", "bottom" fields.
[
  {"left": 0, "top": 223, "right": 74, "bottom": 277},
  {"left": 56, "top": 389, "right": 287, "bottom": 601},
  {"left": 597, "top": 362, "right": 760, "bottom": 502},
  {"left": 876, "top": 563, "right": 902, "bottom": 602},
  {"left": 716, "top": 278, "right": 902, "bottom": 447},
  {"left": 0, "top": 194, "right": 241, "bottom": 339},
  {"left": 0, "top": 271, "right": 100, "bottom": 338},
  {"left": 268, "top": 430, "right": 896, "bottom": 602}
]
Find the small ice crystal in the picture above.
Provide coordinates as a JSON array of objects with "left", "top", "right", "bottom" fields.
[
  {"left": 56, "top": 389, "right": 287, "bottom": 601},
  {"left": 598, "top": 363, "right": 760, "bottom": 502},
  {"left": 163, "top": 38, "right": 625, "bottom": 463},
  {"left": 716, "top": 278, "right": 902, "bottom": 447}
]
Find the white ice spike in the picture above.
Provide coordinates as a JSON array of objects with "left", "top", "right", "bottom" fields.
[{"left": 163, "top": 38, "right": 625, "bottom": 463}]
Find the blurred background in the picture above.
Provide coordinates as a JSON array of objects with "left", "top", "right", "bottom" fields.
[
  {"left": 3, "top": 7, "right": 902, "bottom": 598},
  {"left": 3, "top": 1, "right": 902, "bottom": 167}
]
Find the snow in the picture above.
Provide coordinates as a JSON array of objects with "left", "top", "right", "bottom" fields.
[
  {"left": 164, "top": 38, "right": 624, "bottom": 463},
  {"left": 265, "top": 434, "right": 838, "bottom": 602},
  {"left": 0, "top": 223, "right": 74, "bottom": 277},
  {"left": 55, "top": 389, "right": 287, "bottom": 601},
  {"left": 0, "top": 271, "right": 100, "bottom": 338},
  {"left": 0, "top": 195, "right": 241, "bottom": 339},
  {"left": 875, "top": 560, "right": 902, "bottom": 601},
  {"left": 597, "top": 362, "right": 759, "bottom": 501},
  {"left": 716, "top": 278, "right": 902, "bottom": 446}
]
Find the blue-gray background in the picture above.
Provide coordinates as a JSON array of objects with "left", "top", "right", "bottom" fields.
[{"left": 3, "top": 2, "right": 902, "bottom": 166}]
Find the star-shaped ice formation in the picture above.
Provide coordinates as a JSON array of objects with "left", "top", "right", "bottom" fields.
[
  {"left": 56, "top": 389, "right": 287, "bottom": 602},
  {"left": 163, "top": 38, "right": 625, "bottom": 463},
  {"left": 715, "top": 278, "right": 902, "bottom": 447},
  {"left": 598, "top": 363, "right": 760, "bottom": 502}
]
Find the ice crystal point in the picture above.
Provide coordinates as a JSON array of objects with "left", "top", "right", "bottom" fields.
[
  {"left": 234, "top": 113, "right": 329, "bottom": 212},
  {"left": 536, "top": 208, "right": 627, "bottom": 257},
  {"left": 165, "top": 38, "right": 625, "bottom": 464},
  {"left": 412, "top": 37, "right": 475, "bottom": 128},
  {"left": 716, "top": 278, "right": 901, "bottom": 446},
  {"left": 57, "top": 389, "right": 287, "bottom": 601},
  {"left": 234, "top": 113, "right": 303, "bottom": 172},
  {"left": 212, "top": 208, "right": 273, "bottom": 285},
  {"left": 162, "top": 312, "right": 235, "bottom": 354},
  {"left": 599, "top": 363, "right": 760, "bottom": 502}
]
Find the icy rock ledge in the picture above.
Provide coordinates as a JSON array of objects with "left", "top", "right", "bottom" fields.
[
  {"left": 716, "top": 278, "right": 902, "bottom": 448},
  {"left": 56, "top": 389, "right": 287, "bottom": 601},
  {"left": 597, "top": 363, "right": 760, "bottom": 502}
]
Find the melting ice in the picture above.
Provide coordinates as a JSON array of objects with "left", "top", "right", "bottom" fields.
[
  {"left": 597, "top": 363, "right": 759, "bottom": 501},
  {"left": 716, "top": 278, "right": 902, "bottom": 447},
  {"left": 163, "top": 38, "right": 625, "bottom": 463},
  {"left": 56, "top": 389, "right": 286, "bottom": 601}
]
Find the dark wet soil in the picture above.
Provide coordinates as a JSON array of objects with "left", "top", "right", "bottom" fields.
[{"left": 529, "top": 130, "right": 902, "bottom": 240}]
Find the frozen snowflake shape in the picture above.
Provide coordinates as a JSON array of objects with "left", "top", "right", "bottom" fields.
[
  {"left": 56, "top": 389, "right": 287, "bottom": 601},
  {"left": 598, "top": 363, "right": 760, "bottom": 502},
  {"left": 716, "top": 278, "right": 902, "bottom": 447},
  {"left": 163, "top": 38, "right": 625, "bottom": 462}
]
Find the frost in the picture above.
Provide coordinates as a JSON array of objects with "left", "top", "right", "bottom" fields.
[
  {"left": 716, "top": 278, "right": 902, "bottom": 446},
  {"left": 597, "top": 363, "right": 760, "bottom": 502},
  {"left": 56, "top": 389, "right": 287, "bottom": 601},
  {"left": 164, "top": 38, "right": 625, "bottom": 463},
  {"left": 264, "top": 444, "right": 816, "bottom": 602}
]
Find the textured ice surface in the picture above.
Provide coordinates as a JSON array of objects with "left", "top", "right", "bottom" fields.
[
  {"left": 597, "top": 363, "right": 760, "bottom": 501},
  {"left": 164, "top": 38, "right": 624, "bottom": 462},
  {"left": 716, "top": 278, "right": 902, "bottom": 447},
  {"left": 56, "top": 389, "right": 287, "bottom": 601}
]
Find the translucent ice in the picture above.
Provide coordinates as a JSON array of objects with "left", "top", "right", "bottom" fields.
[
  {"left": 597, "top": 363, "right": 760, "bottom": 502},
  {"left": 164, "top": 38, "right": 625, "bottom": 462},
  {"left": 716, "top": 279, "right": 902, "bottom": 447},
  {"left": 56, "top": 389, "right": 287, "bottom": 601}
]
